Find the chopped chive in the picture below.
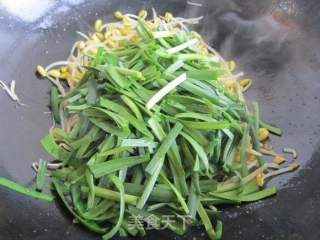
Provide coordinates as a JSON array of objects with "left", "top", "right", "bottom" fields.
[
  {"left": 36, "top": 159, "right": 48, "bottom": 191},
  {"left": 0, "top": 177, "right": 53, "bottom": 201},
  {"left": 20, "top": 11, "right": 295, "bottom": 240}
]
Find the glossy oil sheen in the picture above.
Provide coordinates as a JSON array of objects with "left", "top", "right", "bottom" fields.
[{"left": 0, "top": 0, "right": 320, "bottom": 239}]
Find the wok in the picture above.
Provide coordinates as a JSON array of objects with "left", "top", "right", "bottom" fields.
[{"left": 0, "top": 0, "right": 320, "bottom": 239}]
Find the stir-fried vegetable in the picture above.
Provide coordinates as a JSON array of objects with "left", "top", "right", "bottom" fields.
[
  {"left": 0, "top": 9, "right": 299, "bottom": 240},
  {"left": 0, "top": 178, "right": 53, "bottom": 201},
  {"left": 36, "top": 158, "right": 48, "bottom": 191}
]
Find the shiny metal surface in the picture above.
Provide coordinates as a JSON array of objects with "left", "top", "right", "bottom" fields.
[{"left": 0, "top": 0, "right": 319, "bottom": 239}]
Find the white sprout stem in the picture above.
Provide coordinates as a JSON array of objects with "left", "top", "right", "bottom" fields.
[
  {"left": 124, "top": 14, "right": 139, "bottom": 20},
  {"left": 83, "top": 55, "right": 89, "bottom": 66},
  {"left": 243, "top": 163, "right": 279, "bottom": 182},
  {"left": 152, "top": 8, "right": 157, "bottom": 22},
  {"left": 261, "top": 142, "right": 273, "bottom": 151},
  {"left": 152, "top": 31, "right": 177, "bottom": 39},
  {"left": 159, "top": 19, "right": 169, "bottom": 31},
  {"left": 283, "top": 147, "right": 298, "bottom": 159},
  {"left": 69, "top": 56, "right": 84, "bottom": 75},
  {"left": 208, "top": 55, "right": 220, "bottom": 63},
  {"left": 175, "top": 16, "right": 204, "bottom": 22},
  {"left": 146, "top": 73, "right": 187, "bottom": 110},
  {"left": 70, "top": 61, "right": 76, "bottom": 82},
  {"left": 45, "top": 61, "right": 70, "bottom": 72},
  {"left": 47, "top": 76, "right": 65, "bottom": 96},
  {"left": 0, "top": 80, "right": 17, "bottom": 100},
  {"left": 10, "top": 80, "right": 16, "bottom": 96},
  {"left": 236, "top": 81, "right": 246, "bottom": 104},
  {"left": 10, "top": 80, "right": 25, "bottom": 106},
  {"left": 55, "top": 77, "right": 66, "bottom": 97},
  {"left": 105, "top": 22, "right": 123, "bottom": 31},
  {"left": 111, "top": 34, "right": 135, "bottom": 41},
  {"left": 153, "top": 18, "right": 161, "bottom": 28},
  {"left": 206, "top": 43, "right": 230, "bottom": 73},
  {"left": 264, "top": 163, "right": 300, "bottom": 179},
  {"left": 77, "top": 57, "right": 86, "bottom": 71},
  {"left": 99, "top": 23, "right": 109, "bottom": 32},
  {"left": 76, "top": 31, "right": 90, "bottom": 40},
  {"left": 172, "top": 18, "right": 189, "bottom": 32},
  {"left": 69, "top": 41, "right": 81, "bottom": 59},
  {"left": 210, "top": 46, "right": 244, "bottom": 100},
  {"left": 187, "top": 1, "right": 203, "bottom": 7},
  {"left": 172, "top": 16, "right": 204, "bottom": 25},
  {"left": 246, "top": 148, "right": 262, "bottom": 157},
  {"left": 32, "top": 163, "right": 39, "bottom": 173},
  {"left": 83, "top": 42, "right": 109, "bottom": 54},
  {"left": 32, "top": 162, "right": 63, "bottom": 173},
  {"left": 260, "top": 148, "right": 278, "bottom": 156},
  {"left": 167, "top": 38, "right": 198, "bottom": 54},
  {"left": 219, "top": 72, "right": 244, "bottom": 81},
  {"left": 216, "top": 162, "right": 279, "bottom": 192},
  {"left": 47, "top": 163, "right": 63, "bottom": 169},
  {"left": 74, "top": 48, "right": 81, "bottom": 61}
]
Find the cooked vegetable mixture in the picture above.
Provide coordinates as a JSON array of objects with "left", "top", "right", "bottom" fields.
[{"left": 0, "top": 9, "right": 299, "bottom": 240}]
